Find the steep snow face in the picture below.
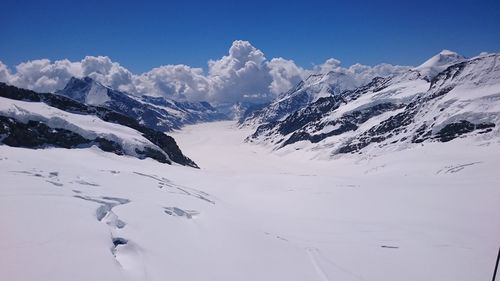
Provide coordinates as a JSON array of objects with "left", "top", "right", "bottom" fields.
[
  {"left": 414, "top": 50, "right": 466, "bottom": 80},
  {"left": 57, "top": 76, "right": 107, "bottom": 104},
  {"left": 86, "top": 80, "right": 111, "bottom": 105},
  {"left": 247, "top": 53, "right": 500, "bottom": 158},
  {"left": 429, "top": 52, "right": 500, "bottom": 90},
  {"left": 2, "top": 121, "right": 499, "bottom": 281},
  {"left": 422, "top": 53, "right": 500, "bottom": 133}
]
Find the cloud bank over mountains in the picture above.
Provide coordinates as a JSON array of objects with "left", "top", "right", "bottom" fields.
[{"left": 0, "top": 40, "right": 411, "bottom": 104}]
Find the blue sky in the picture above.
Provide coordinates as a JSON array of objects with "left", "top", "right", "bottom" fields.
[{"left": 1, "top": 0, "right": 499, "bottom": 72}]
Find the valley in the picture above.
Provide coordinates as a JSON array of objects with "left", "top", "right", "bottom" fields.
[
  {"left": 2, "top": 2, "right": 500, "bottom": 280},
  {"left": 1, "top": 121, "right": 499, "bottom": 281}
]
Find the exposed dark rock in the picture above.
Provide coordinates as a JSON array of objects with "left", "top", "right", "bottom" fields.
[
  {"left": 0, "top": 116, "right": 173, "bottom": 163},
  {"left": 277, "top": 96, "right": 346, "bottom": 136},
  {"left": 0, "top": 83, "right": 197, "bottom": 167},
  {"left": 411, "top": 124, "right": 432, "bottom": 143},
  {"left": 282, "top": 102, "right": 400, "bottom": 146},
  {"left": 0, "top": 116, "right": 89, "bottom": 148},
  {"left": 237, "top": 102, "right": 271, "bottom": 124},
  {"left": 94, "top": 137, "right": 124, "bottom": 155},
  {"left": 434, "top": 120, "right": 495, "bottom": 142},
  {"left": 57, "top": 77, "right": 227, "bottom": 132},
  {"left": 247, "top": 53, "right": 500, "bottom": 156},
  {"left": 112, "top": 237, "right": 128, "bottom": 247},
  {"left": 250, "top": 121, "right": 279, "bottom": 140},
  {"left": 340, "top": 76, "right": 392, "bottom": 102},
  {"left": 135, "top": 147, "right": 169, "bottom": 164},
  {"left": 335, "top": 103, "right": 419, "bottom": 153}
]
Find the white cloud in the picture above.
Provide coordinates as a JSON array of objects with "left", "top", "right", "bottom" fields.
[
  {"left": 0, "top": 61, "right": 11, "bottom": 83},
  {"left": 206, "top": 40, "right": 273, "bottom": 104},
  {"left": 134, "top": 64, "right": 210, "bottom": 101},
  {"left": 314, "top": 58, "right": 342, "bottom": 73},
  {"left": 1, "top": 40, "right": 412, "bottom": 104},
  {"left": 81, "top": 56, "right": 135, "bottom": 93},
  {"left": 8, "top": 59, "right": 81, "bottom": 92},
  {"left": 267, "top": 57, "right": 309, "bottom": 95},
  {"left": 348, "top": 63, "right": 410, "bottom": 81},
  {"left": 312, "top": 59, "right": 410, "bottom": 89}
]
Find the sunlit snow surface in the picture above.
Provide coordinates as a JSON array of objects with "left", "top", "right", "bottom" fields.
[{"left": 1, "top": 121, "right": 499, "bottom": 281}]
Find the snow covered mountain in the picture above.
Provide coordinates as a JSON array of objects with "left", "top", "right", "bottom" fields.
[
  {"left": 413, "top": 49, "right": 466, "bottom": 80},
  {"left": 0, "top": 83, "right": 198, "bottom": 167},
  {"left": 247, "top": 51, "right": 500, "bottom": 157},
  {"left": 57, "top": 77, "right": 228, "bottom": 132},
  {"left": 240, "top": 62, "right": 413, "bottom": 128},
  {"left": 240, "top": 71, "right": 360, "bottom": 127}
]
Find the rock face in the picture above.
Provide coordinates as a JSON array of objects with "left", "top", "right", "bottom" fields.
[
  {"left": 240, "top": 65, "right": 411, "bottom": 128},
  {"left": 0, "top": 116, "right": 90, "bottom": 149},
  {"left": 247, "top": 52, "right": 500, "bottom": 156},
  {"left": 57, "top": 77, "right": 227, "bottom": 132},
  {"left": 241, "top": 72, "right": 363, "bottom": 127},
  {"left": 0, "top": 83, "right": 198, "bottom": 168}
]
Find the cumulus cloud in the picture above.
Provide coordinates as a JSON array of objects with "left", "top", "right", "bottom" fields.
[
  {"left": 134, "top": 64, "right": 210, "bottom": 101},
  {"left": 8, "top": 59, "right": 81, "bottom": 92},
  {"left": 1, "top": 40, "right": 412, "bottom": 104},
  {"left": 348, "top": 63, "right": 410, "bottom": 81},
  {"left": 306, "top": 58, "right": 411, "bottom": 92},
  {"left": 81, "top": 56, "right": 135, "bottom": 93},
  {"left": 0, "top": 61, "right": 11, "bottom": 83},
  {"left": 314, "top": 58, "right": 342, "bottom": 73},
  {"left": 207, "top": 40, "right": 273, "bottom": 103},
  {"left": 267, "top": 57, "right": 308, "bottom": 95}
]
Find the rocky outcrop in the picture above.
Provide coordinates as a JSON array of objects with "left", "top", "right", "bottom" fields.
[
  {"left": 0, "top": 83, "right": 198, "bottom": 167},
  {"left": 247, "top": 52, "right": 500, "bottom": 156}
]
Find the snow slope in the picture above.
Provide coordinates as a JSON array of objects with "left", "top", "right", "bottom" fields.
[
  {"left": 1, "top": 121, "right": 499, "bottom": 281},
  {"left": 413, "top": 49, "right": 465, "bottom": 80},
  {"left": 247, "top": 53, "right": 500, "bottom": 158},
  {"left": 0, "top": 96, "right": 170, "bottom": 161},
  {"left": 0, "top": 82, "right": 198, "bottom": 167},
  {"left": 241, "top": 71, "right": 383, "bottom": 127}
]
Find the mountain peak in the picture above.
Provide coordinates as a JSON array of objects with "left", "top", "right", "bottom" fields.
[
  {"left": 438, "top": 49, "right": 459, "bottom": 56},
  {"left": 57, "top": 76, "right": 111, "bottom": 106},
  {"left": 414, "top": 50, "right": 466, "bottom": 80},
  {"left": 62, "top": 76, "right": 99, "bottom": 92}
]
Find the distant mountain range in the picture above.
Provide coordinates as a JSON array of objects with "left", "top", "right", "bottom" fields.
[
  {"left": 1, "top": 50, "right": 498, "bottom": 163},
  {"left": 57, "top": 77, "right": 228, "bottom": 132},
  {"left": 244, "top": 50, "right": 500, "bottom": 157},
  {"left": 240, "top": 70, "right": 361, "bottom": 128}
]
